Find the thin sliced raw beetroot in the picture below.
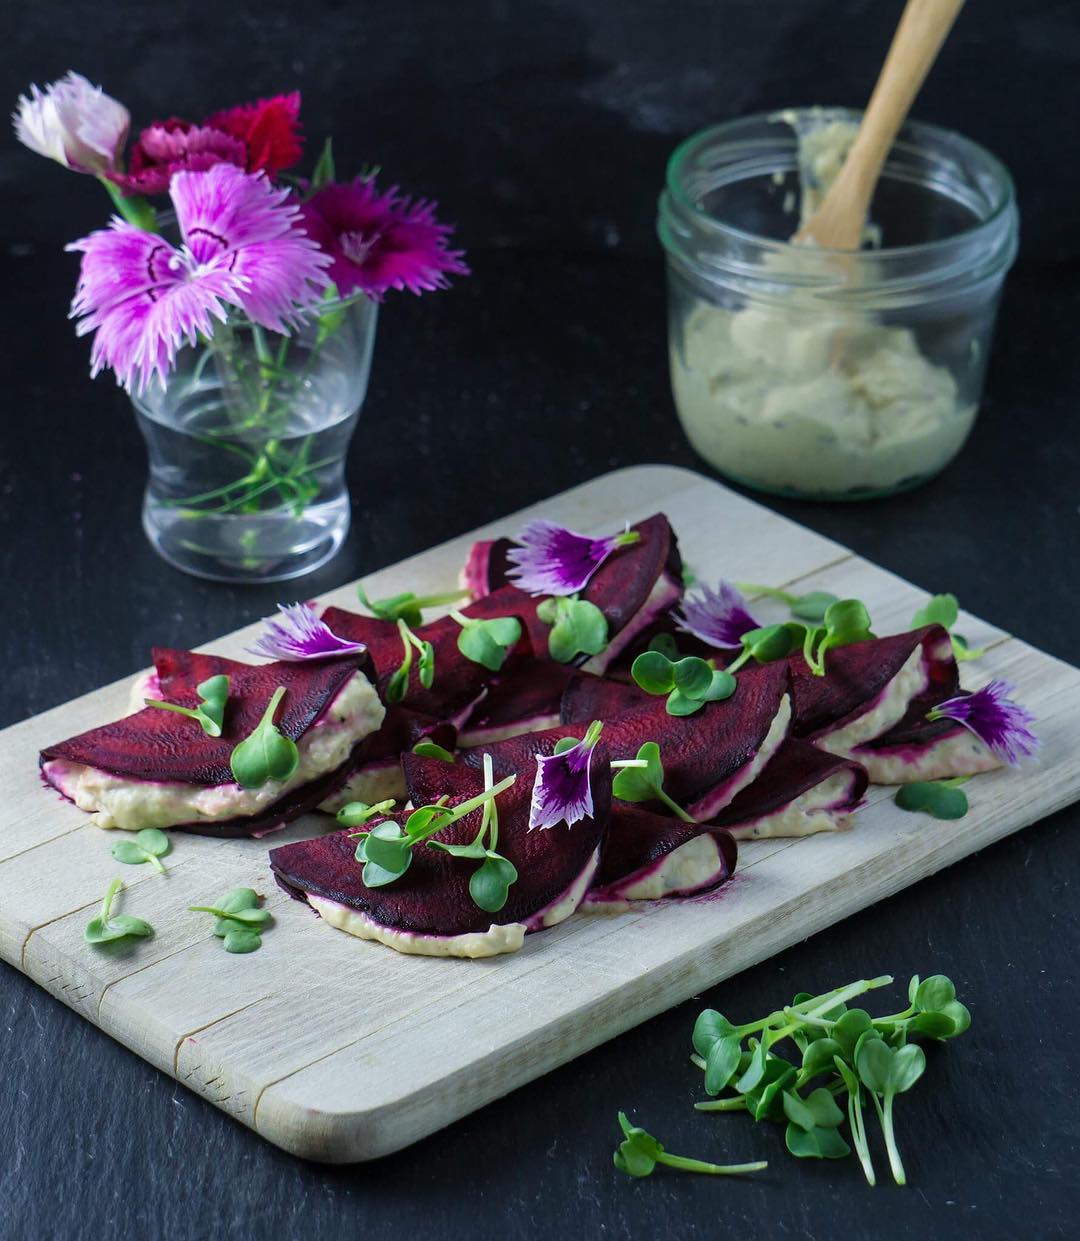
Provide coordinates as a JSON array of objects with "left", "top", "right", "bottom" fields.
[
  {"left": 270, "top": 748, "right": 610, "bottom": 938},
  {"left": 322, "top": 587, "right": 531, "bottom": 723},
  {"left": 404, "top": 755, "right": 737, "bottom": 905},
  {"left": 460, "top": 515, "right": 683, "bottom": 668},
  {"left": 560, "top": 672, "right": 653, "bottom": 722},
  {"left": 470, "top": 660, "right": 791, "bottom": 819},
  {"left": 789, "top": 625, "right": 957, "bottom": 740},
  {"left": 459, "top": 662, "right": 576, "bottom": 746},
  {"left": 587, "top": 805, "right": 738, "bottom": 903},
  {"left": 708, "top": 740, "right": 867, "bottom": 829},
  {"left": 40, "top": 647, "right": 374, "bottom": 786}
]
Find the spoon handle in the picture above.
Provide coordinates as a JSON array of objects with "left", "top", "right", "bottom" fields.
[{"left": 798, "top": 0, "right": 966, "bottom": 249}]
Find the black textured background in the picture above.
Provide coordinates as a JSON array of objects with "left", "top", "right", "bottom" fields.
[{"left": 1, "top": 3, "right": 1077, "bottom": 1238}]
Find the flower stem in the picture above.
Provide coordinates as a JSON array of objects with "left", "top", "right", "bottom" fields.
[{"left": 98, "top": 176, "right": 157, "bottom": 231}]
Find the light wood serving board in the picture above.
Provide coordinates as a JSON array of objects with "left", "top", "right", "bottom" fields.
[{"left": 2, "top": 465, "right": 1078, "bottom": 1163}]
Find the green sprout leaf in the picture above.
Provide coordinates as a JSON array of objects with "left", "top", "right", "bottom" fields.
[
  {"left": 789, "top": 591, "right": 840, "bottom": 622},
  {"left": 631, "top": 650, "right": 676, "bottom": 695},
  {"left": 542, "top": 595, "right": 609, "bottom": 664},
  {"left": 223, "top": 928, "right": 263, "bottom": 954},
  {"left": 84, "top": 878, "right": 154, "bottom": 945},
  {"left": 110, "top": 827, "right": 171, "bottom": 873},
  {"left": 692, "top": 1009, "right": 737, "bottom": 1057},
  {"left": 229, "top": 687, "right": 299, "bottom": 789},
  {"left": 357, "top": 585, "right": 469, "bottom": 627},
  {"left": 355, "top": 820, "right": 414, "bottom": 886},
  {"left": 784, "top": 1122, "right": 851, "bottom": 1160},
  {"left": 337, "top": 799, "right": 397, "bottom": 828},
  {"left": 611, "top": 741, "right": 695, "bottom": 823},
  {"left": 895, "top": 781, "right": 969, "bottom": 820},
  {"left": 189, "top": 888, "right": 272, "bottom": 952},
  {"left": 704, "top": 1036, "right": 743, "bottom": 1096},
  {"left": 648, "top": 633, "right": 680, "bottom": 661},
  {"left": 411, "top": 740, "right": 456, "bottom": 762},
  {"left": 468, "top": 852, "right": 518, "bottom": 913},
  {"left": 144, "top": 672, "right": 230, "bottom": 737},
  {"left": 450, "top": 611, "right": 522, "bottom": 672},
  {"left": 912, "top": 593, "right": 959, "bottom": 631}
]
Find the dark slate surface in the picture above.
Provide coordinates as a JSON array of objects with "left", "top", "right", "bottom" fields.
[{"left": 1, "top": 2, "right": 1077, "bottom": 1238}]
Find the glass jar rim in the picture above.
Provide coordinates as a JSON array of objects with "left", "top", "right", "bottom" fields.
[{"left": 661, "top": 107, "right": 1016, "bottom": 264}]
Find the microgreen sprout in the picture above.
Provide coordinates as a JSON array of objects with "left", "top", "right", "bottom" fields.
[
  {"left": 385, "top": 617, "right": 436, "bottom": 703},
  {"left": 84, "top": 878, "right": 153, "bottom": 945},
  {"left": 613, "top": 1112, "right": 766, "bottom": 1179},
  {"left": 336, "top": 799, "right": 398, "bottom": 828},
  {"left": 911, "top": 593, "right": 985, "bottom": 662},
  {"left": 351, "top": 767, "right": 519, "bottom": 911},
  {"left": 894, "top": 778, "right": 970, "bottom": 819},
  {"left": 448, "top": 610, "right": 522, "bottom": 672},
  {"left": 110, "top": 828, "right": 171, "bottom": 872},
  {"left": 723, "top": 622, "right": 807, "bottom": 675},
  {"left": 611, "top": 741, "right": 696, "bottom": 823},
  {"left": 145, "top": 673, "right": 229, "bottom": 737},
  {"left": 357, "top": 584, "right": 469, "bottom": 627},
  {"left": 229, "top": 686, "right": 300, "bottom": 788},
  {"left": 411, "top": 740, "right": 456, "bottom": 762},
  {"left": 736, "top": 583, "right": 840, "bottom": 624},
  {"left": 679, "top": 972, "right": 970, "bottom": 1186},
  {"left": 189, "top": 887, "right": 272, "bottom": 953},
  {"left": 429, "top": 754, "right": 519, "bottom": 911},
  {"left": 799, "top": 599, "right": 876, "bottom": 677},
  {"left": 536, "top": 595, "right": 608, "bottom": 664},
  {"left": 630, "top": 650, "right": 735, "bottom": 717}
]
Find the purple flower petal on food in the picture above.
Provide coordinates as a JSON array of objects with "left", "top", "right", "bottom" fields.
[
  {"left": 674, "top": 581, "right": 760, "bottom": 650},
  {"left": 247, "top": 603, "right": 367, "bottom": 662},
  {"left": 529, "top": 721, "right": 603, "bottom": 830},
  {"left": 928, "top": 680, "right": 1039, "bottom": 766},
  {"left": 507, "top": 520, "right": 639, "bottom": 597}
]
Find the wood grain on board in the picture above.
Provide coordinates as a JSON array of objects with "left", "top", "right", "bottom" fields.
[{"left": 0, "top": 465, "right": 1075, "bottom": 1162}]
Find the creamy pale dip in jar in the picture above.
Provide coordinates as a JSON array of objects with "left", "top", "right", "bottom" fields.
[{"left": 658, "top": 109, "right": 1017, "bottom": 499}]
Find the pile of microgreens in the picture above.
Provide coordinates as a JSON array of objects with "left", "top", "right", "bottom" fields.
[
  {"left": 617, "top": 972, "right": 970, "bottom": 1186},
  {"left": 342, "top": 755, "right": 520, "bottom": 913},
  {"left": 357, "top": 585, "right": 523, "bottom": 701},
  {"left": 189, "top": 887, "right": 273, "bottom": 953}
]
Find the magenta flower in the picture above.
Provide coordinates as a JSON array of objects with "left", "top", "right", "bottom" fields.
[
  {"left": 928, "top": 680, "right": 1039, "bottom": 766},
  {"left": 247, "top": 603, "right": 367, "bottom": 662},
  {"left": 529, "top": 721, "right": 604, "bottom": 831},
  {"left": 507, "top": 521, "right": 641, "bottom": 598},
  {"left": 13, "top": 72, "right": 129, "bottom": 175},
  {"left": 674, "top": 581, "right": 760, "bottom": 650},
  {"left": 66, "top": 163, "right": 331, "bottom": 393},
  {"left": 108, "top": 120, "right": 247, "bottom": 196},
  {"left": 299, "top": 178, "right": 468, "bottom": 300}
]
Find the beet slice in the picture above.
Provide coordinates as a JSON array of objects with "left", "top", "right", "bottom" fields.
[
  {"left": 270, "top": 748, "right": 610, "bottom": 938},
  {"left": 788, "top": 625, "right": 957, "bottom": 741},
  {"left": 560, "top": 672, "right": 653, "bottom": 722},
  {"left": 460, "top": 515, "right": 684, "bottom": 669},
  {"left": 40, "top": 647, "right": 375, "bottom": 786},
  {"left": 459, "top": 661, "right": 576, "bottom": 746},
  {"left": 587, "top": 805, "right": 738, "bottom": 904},
  {"left": 470, "top": 660, "right": 791, "bottom": 820},
  {"left": 322, "top": 586, "right": 533, "bottom": 724},
  {"left": 708, "top": 740, "right": 867, "bottom": 830}
]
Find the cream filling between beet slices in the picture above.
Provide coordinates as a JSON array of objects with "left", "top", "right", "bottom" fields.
[
  {"left": 587, "top": 833, "right": 728, "bottom": 908},
  {"left": 812, "top": 639, "right": 943, "bottom": 755},
  {"left": 316, "top": 760, "right": 407, "bottom": 815},
  {"left": 305, "top": 846, "right": 601, "bottom": 959},
  {"left": 854, "top": 727, "right": 1000, "bottom": 785},
  {"left": 44, "top": 671, "right": 385, "bottom": 831},
  {"left": 724, "top": 771, "right": 858, "bottom": 841}
]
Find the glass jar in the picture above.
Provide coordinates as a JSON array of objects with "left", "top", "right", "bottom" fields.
[
  {"left": 133, "top": 295, "right": 377, "bottom": 583},
  {"left": 658, "top": 109, "right": 1018, "bottom": 500}
]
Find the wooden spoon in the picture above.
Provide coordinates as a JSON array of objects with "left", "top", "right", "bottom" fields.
[{"left": 794, "top": 0, "right": 966, "bottom": 250}]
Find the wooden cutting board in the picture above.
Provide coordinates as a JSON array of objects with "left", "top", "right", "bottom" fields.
[{"left": 2, "top": 465, "right": 1078, "bottom": 1163}]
